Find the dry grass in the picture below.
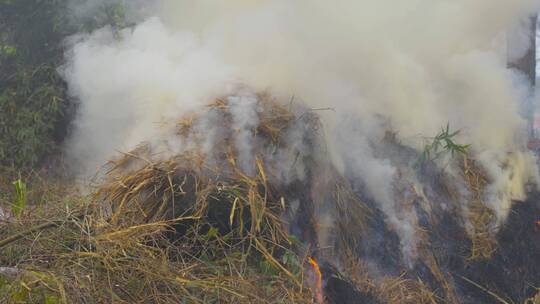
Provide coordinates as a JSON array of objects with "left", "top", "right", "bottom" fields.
[
  {"left": 525, "top": 290, "right": 540, "bottom": 304},
  {"left": 343, "top": 248, "right": 446, "bottom": 304},
  {"left": 0, "top": 96, "right": 316, "bottom": 303},
  {"left": 379, "top": 274, "right": 439, "bottom": 304},
  {"left": 461, "top": 156, "right": 497, "bottom": 260},
  {"left": 344, "top": 256, "right": 440, "bottom": 304},
  {"left": 343, "top": 254, "right": 377, "bottom": 296},
  {"left": 0, "top": 197, "right": 311, "bottom": 303}
]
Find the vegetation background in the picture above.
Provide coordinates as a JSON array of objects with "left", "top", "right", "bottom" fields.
[{"left": 0, "top": 0, "right": 126, "bottom": 169}]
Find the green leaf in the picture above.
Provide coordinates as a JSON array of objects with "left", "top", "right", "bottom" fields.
[
  {"left": 45, "top": 295, "right": 60, "bottom": 304},
  {"left": 204, "top": 227, "right": 219, "bottom": 240},
  {"left": 417, "top": 123, "right": 470, "bottom": 165},
  {"left": 12, "top": 178, "right": 26, "bottom": 217},
  {"left": 1, "top": 45, "right": 17, "bottom": 56}
]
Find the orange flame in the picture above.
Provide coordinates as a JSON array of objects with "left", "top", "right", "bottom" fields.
[
  {"left": 536, "top": 220, "right": 540, "bottom": 226},
  {"left": 307, "top": 256, "right": 324, "bottom": 304}
]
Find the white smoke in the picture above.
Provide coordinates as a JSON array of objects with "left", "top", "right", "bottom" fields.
[
  {"left": 63, "top": 0, "right": 540, "bottom": 262},
  {"left": 228, "top": 92, "right": 260, "bottom": 176}
]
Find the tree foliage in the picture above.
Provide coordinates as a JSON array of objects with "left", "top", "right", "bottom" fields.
[
  {"left": 0, "top": 0, "right": 126, "bottom": 168},
  {"left": 0, "top": 0, "right": 72, "bottom": 167}
]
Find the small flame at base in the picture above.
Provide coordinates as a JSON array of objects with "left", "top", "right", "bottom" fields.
[{"left": 307, "top": 256, "right": 324, "bottom": 304}]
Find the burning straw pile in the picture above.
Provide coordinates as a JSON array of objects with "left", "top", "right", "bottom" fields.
[
  {"left": 0, "top": 94, "right": 321, "bottom": 303},
  {"left": 2, "top": 92, "right": 540, "bottom": 304},
  {"left": 92, "top": 94, "right": 322, "bottom": 302}
]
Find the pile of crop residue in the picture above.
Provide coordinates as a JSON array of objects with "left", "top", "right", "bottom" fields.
[
  {"left": 0, "top": 92, "right": 348, "bottom": 303},
  {"left": 2, "top": 92, "right": 540, "bottom": 304},
  {"left": 93, "top": 92, "right": 374, "bottom": 303}
]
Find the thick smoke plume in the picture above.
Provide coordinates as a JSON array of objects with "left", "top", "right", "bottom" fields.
[{"left": 63, "top": 0, "right": 540, "bottom": 263}]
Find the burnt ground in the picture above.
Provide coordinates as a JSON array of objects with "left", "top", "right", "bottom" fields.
[
  {"left": 451, "top": 192, "right": 540, "bottom": 303},
  {"left": 320, "top": 190, "right": 540, "bottom": 304}
]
